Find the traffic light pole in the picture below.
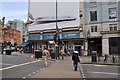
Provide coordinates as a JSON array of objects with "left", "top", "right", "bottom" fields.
[{"left": 55, "top": 0, "right": 60, "bottom": 60}]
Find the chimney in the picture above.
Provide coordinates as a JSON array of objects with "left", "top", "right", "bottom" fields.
[
  {"left": 9, "top": 22, "right": 12, "bottom": 29},
  {"left": 2, "top": 17, "right": 5, "bottom": 27}
]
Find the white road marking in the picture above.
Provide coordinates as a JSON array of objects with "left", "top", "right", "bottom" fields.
[
  {"left": 37, "top": 70, "right": 39, "bottom": 72},
  {"left": 79, "top": 64, "right": 86, "bottom": 79},
  {"left": 40, "top": 69, "right": 42, "bottom": 70},
  {"left": 0, "top": 63, "right": 14, "bottom": 66},
  {"left": 94, "top": 65, "right": 107, "bottom": 67},
  {"left": 28, "top": 74, "right": 32, "bottom": 76},
  {"left": 33, "top": 72, "right": 36, "bottom": 74},
  {"left": 22, "top": 77, "right": 26, "bottom": 79},
  {"left": 0, "top": 60, "right": 41, "bottom": 71},
  {"left": 89, "top": 71, "right": 120, "bottom": 75}
]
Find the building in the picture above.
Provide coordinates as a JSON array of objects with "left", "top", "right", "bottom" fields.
[
  {"left": 27, "top": 1, "right": 84, "bottom": 54},
  {"left": 7, "top": 19, "right": 25, "bottom": 44},
  {"left": 0, "top": 18, "right": 21, "bottom": 50},
  {"left": 82, "top": 1, "right": 120, "bottom": 55}
]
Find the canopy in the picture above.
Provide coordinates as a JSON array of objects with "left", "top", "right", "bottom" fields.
[{"left": 20, "top": 42, "right": 29, "bottom": 47}]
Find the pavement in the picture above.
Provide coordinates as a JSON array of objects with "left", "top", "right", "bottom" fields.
[
  {"left": 80, "top": 55, "right": 120, "bottom": 66},
  {"left": 31, "top": 56, "right": 82, "bottom": 78}
]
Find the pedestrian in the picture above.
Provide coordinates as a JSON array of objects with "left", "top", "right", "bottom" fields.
[
  {"left": 60, "top": 46, "right": 65, "bottom": 60},
  {"left": 72, "top": 51, "right": 80, "bottom": 71},
  {"left": 104, "top": 54, "right": 108, "bottom": 62},
  {"left": 42, "top": 48, "right": 50, "bottom": 67}
]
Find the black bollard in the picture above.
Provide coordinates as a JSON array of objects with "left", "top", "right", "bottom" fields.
[{"left": 112, "top": 55, "right": 115, "bottom": 63}]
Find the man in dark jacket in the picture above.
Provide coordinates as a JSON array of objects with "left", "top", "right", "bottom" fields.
[{"left": 72, "top": 51, "right": 80, "bottom": 71}]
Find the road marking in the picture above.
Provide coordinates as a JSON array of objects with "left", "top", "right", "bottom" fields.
[
  {"left": 37, "top": 70, "right": 39, "bottom": 72},
  {"left": 22, "top": 77, "right": 26, "bottom": 79},
  {"left": 33, "top": 72, "right": 36, "bottom": 74},
  {"left": 89, "top": 71, "right": 120, "bottom": 75},
  {"left": 79, "top": 64, "right": 86, "bottom": 79},
  {"left": 94, "top": 65, "right": 107, "bottom": 67},
  {"left": 40, "top": 69, "right": 43, "bottom": 70},
  {"left": 28, "top": 74, "right": 32, "bottom": 77},
  {"left": 0, "top": 63, "right": 14, "bottom": 66},
  {"left": 0, "top": 60, "right": 41, "bottom": 71}
]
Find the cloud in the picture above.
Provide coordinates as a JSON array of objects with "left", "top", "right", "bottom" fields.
[{"left": 21, "top": 19, "right": 27, "bottom": 22}]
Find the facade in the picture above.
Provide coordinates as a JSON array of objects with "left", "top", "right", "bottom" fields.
[
  {"left": 82, "top": 1, "right": 120, "bottom": 55},
  {"left": 27, "top": 1, "right": 84, "bottom": 54},
  {"left": 0, "top": 19, "right": 21, "bottom": 48},
  {"left": 7, "top": 19, "right": 25, "bottom": 44},
  {"left": 0, "top": 21, "right": 3, "bottom": 47}
]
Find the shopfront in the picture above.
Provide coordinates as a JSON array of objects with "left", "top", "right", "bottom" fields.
[{"left": 28, "top": 31, "right": 84, "bottom": 54}]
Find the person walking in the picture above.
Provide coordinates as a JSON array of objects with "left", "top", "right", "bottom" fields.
[
  {"left": 42, "top": 48, "right": 50, "bottom": 67},
  {"left": 72, "top": 51, "right": 80, "bottom": 71}
]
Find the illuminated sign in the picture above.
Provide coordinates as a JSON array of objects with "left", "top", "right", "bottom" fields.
[
  {"left": 62, "top": 33, "right": 80, "bottom": 39},
  {"left": 42, "top": 34, "right": 54, "bottom": 40},
  {"left": 28, "top": 35, "right": 40, "bottom": 40}
]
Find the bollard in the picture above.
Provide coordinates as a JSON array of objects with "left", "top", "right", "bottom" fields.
[{"left": 112, "top": 55, "right": 116, "bottom": 63}]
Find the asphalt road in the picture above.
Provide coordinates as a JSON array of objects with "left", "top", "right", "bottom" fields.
[
  {"left": 80, "top": 63, "right": 120, "bottom": 79},
  {"left": 0, "top": 54, "right": 55, "bottom": 78}
]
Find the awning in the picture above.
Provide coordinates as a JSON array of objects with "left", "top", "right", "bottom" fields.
[{"left": 20, "top": 42, "right": 30, "bottom": 47}]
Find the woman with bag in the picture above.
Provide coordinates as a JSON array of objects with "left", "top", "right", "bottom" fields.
[{"left": 42, "top": 48, "right": 50, "bottom": 67}]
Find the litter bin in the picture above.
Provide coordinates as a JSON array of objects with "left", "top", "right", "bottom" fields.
[
  {"left": 35, "top": 50, "right": 42, "bottom": 59},
  {"left": 91, "top": 51, "right": 97, "bottom": 62},
  {"left": 51, "top": 53, "right": 55, "bottom": 59},
  {"left": 6, "top": 50, "right": 11, "bottom": 55}
]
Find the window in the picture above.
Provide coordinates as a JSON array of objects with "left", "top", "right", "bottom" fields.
[
  {"left": 91, "top": 26, "right": 97, "bottom": 32},
  {"left": 90, "top": 0, "right": 96, "bottom": 4},
  {"left": 109, "top": 7, "right": 117, "bottom": 20},
  {"left": 108, "top": 0, "right": 117, "bottom": 4},
  {"left": 90, "top": 11, "right": 97, "bottom": 21},
  {"left": 109, "top": 24, "right": 117, "bottom": 31}
]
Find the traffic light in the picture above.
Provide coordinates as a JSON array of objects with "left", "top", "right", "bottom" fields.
[{"left": 53, "top": 34, "right": 57, "bottom": 43}]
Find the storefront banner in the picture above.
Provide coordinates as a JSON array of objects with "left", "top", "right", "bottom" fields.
[
  {"left": 42, "top": 34, "right": 54, "bottom": 40},
  {"left": 28, "top": 35, "right": 40, "bottom": 40},
  {"left": 62, "top": 32, "right": 80, "bottom": 39}
]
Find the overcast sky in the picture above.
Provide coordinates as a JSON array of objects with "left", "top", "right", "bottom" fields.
[
  {"left": 30, "top": 2, "right": 79, "bottom": 18},
  {"left": 29, "top": 1, "right": 80, "bottom": 31}
]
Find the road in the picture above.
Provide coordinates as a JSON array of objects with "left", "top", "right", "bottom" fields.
[
  {"left": 80, "top": 63, "right": 119, "bottom": 79},
  {"left": 0, "top": 54, "right": 55, "bottom": 78}
]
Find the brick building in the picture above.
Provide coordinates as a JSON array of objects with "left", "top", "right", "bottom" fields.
[
  {"left": 2, "top": 28, "right": 21, "bottom": 46},
  {"left": 0, "top": 18, "right": 21, "bottom": 47}
]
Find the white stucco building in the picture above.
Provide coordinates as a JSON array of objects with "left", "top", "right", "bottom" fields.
[{"left": 81, "top": 1, "right": 120, "bottom": 55}]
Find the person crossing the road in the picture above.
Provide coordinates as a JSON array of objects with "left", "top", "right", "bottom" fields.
[{"left": 42, "top": 48, "right": 50, "bottom": 67}]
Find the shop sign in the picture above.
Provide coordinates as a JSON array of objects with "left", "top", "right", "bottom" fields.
[
  {"left": 28, "top": 35, "right": 40, "bottom": 40},
  {"left": 62, "top": 32, "right": 80, "bottom": 39},
  {"left": 42, "top": 34, "right": 54, "bottom": 40}
]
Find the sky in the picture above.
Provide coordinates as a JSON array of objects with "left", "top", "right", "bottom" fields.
[
  {"left": 29, "top": 1, "right": 80, "bottom": 31},
  {"left": 0, "top": 0, "right": 28, "bottom": 23}
]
